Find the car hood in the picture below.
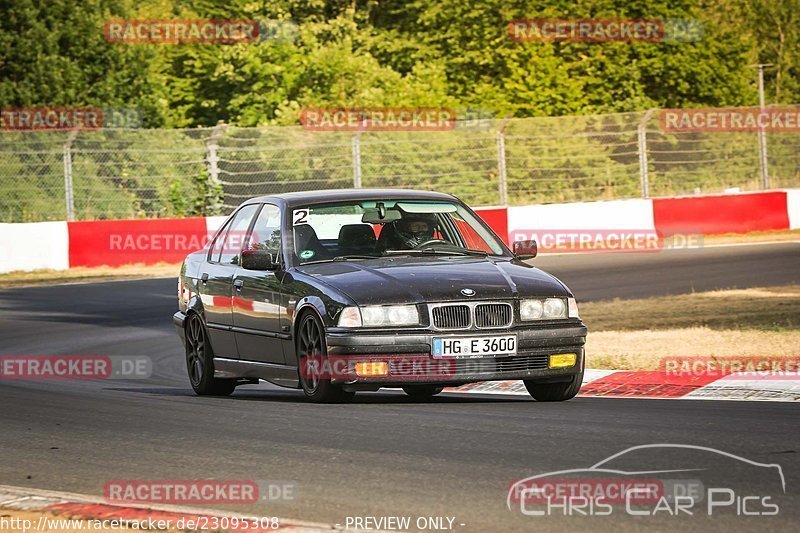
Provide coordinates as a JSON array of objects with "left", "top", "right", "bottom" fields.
[{"left": 296, "top": 256, "right": 570, "bottom": 305}]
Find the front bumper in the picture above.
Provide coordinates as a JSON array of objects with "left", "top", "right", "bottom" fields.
[
  {"left": 324, "top": 322, "right": 586, "bottom": 386},
  {"left": 173, "top": 311, "right": 187, "bottom": 343}
]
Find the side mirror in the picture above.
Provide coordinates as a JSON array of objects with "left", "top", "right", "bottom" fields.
[
  {"left": 513, "top": 239, "right": 537, "bottom": 260},
  {"left": 241, "top": 249, "right": 278, "bottom": 271}
]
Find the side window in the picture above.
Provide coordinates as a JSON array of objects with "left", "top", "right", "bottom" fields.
[
  {"left": 246, "top": 204, "right": 283, "bottom": 259},
  {"left": 218, "top": 204, "right": 259, "bottom": 265},
  {"left": 208, "top": 219, "right": 232, "bottom": 262},
  {"left": 450, "top": 212, "right": 494, "bottom": 253}
]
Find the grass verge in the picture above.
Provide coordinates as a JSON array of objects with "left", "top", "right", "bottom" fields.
[
  {"left": 0, "top": 263, "right": 180, "bottom": 289},
  {"left": 582, "top": 285, "right": 800, "bottom": 370},
  {"left": 696, "top": 228, "right": 800, "bottom": 246}
]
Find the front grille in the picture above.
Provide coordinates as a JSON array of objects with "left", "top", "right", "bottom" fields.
[
  {"left": 475, "top": 303, "right": 512, "bottom": 329},
  {"left": 432, "top": 305, "right": 471, "bottom": 329},
  {"left": 430, "top": 301, "right": 514, "bottom": 330}
]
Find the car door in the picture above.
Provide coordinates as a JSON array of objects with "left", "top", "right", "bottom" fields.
[
  {"left": 199, "top": 204, "right": 260, "bottom": 359},
  {"left": 232, "top": 203, "right": 287, "bottom": 365}
]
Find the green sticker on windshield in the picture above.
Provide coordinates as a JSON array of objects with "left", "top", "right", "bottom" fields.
[{"left": 300, "top": 250, "right": 315, "bottom": 259}]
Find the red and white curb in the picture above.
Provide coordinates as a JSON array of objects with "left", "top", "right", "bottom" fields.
[
  {"left": 446, "top": 369, "right": 800, "bottom": 401},
  {"left": 0, "top": 484, "right": 339, "bottom": 532}
]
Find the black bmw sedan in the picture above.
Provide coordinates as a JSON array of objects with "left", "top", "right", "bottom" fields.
[{"left": 173, "top": 189, "right": 587, "bottom": 403}]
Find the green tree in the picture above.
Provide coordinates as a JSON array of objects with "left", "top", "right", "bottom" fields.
[{"left": 0, "top": 0, "right": 165, "bottom": 125}]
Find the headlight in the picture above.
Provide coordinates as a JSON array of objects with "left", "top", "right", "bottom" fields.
[
  {"left": 543, "top": 298, "right": 566, "bottom": 318},
  {"left": 362, "top": 305, "right": 419, "bottom": 327},
  {"left": 337, "top": 305, "right": 419, "bottom": 327},
  {"left": 520, "top": 299, "right": 543, "bottom": 320},
  {"left": 520, "top": 298, "right": 568, "bottom": 320}
]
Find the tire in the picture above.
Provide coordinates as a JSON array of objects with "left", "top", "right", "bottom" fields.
[
  {"left": 296, "top": 312, "right": 355, "bottom": 404},
  {"left": 185, "top": 313, "right": 236, "bottom": 396},
  {"left": 524, "top": 371, "right": 583, "bottom": 402},
  {"left": 402, "top": 385, "right": 444, "bottom": 400}
]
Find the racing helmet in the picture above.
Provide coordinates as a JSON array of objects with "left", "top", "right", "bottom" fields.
[{"left": 394, "top": 214, "right": 436, "bottom": 248}]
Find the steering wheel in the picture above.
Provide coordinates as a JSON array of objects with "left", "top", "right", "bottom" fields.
[{"left": 414, "top": 239, "right": 448, "bottom": 248}]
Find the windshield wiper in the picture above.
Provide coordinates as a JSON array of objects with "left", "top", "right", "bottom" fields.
[
  {"left": 385, "top": 248, "right": 489, "bottom": 257},
  {"left": 331, "top": 255, "right": 380, "bottom": 261},
  {"left": 447, "top": 248, "right": 491, "bottom": 257},
  {"left": 301, "top": 254, "right": 379, "bottom": 264}
]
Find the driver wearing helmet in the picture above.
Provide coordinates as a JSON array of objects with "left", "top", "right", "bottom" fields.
[{"left": 379, "top": 214, "right": 437, "bottom": 251}]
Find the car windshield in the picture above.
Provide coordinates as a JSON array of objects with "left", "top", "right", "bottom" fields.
[{"left": 291, "top": 200, "right": 507, "bottom": 263}]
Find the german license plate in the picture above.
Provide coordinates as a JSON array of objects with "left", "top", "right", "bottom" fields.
[{"left": 432, "top": 335, "right": 517, "bottom": 358}]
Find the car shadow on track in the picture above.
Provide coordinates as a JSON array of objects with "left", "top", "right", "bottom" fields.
[
  {"left": 232, "top": 390, "right": 527, "bottom": 404},
  {"left": 105, "top": 386, "right": 527, "bottom": 403}
]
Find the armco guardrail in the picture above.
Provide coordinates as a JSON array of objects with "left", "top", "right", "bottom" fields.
[{"left": 1, "top": 190, "right": 798, "bottom": 274}]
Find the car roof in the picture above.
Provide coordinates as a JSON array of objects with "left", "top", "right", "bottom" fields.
[{"left": 243, "top": 188, "right": 458, "bottom": 208}]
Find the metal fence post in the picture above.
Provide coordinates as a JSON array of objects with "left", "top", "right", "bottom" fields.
[
  {"left": 756, "top": 65, "right": 770, "bottom": 189},
  {"left": 758, "top": 125, "right": 769, "bottom": 189},
  {"left": 205, "top": 121, "right": 226, "bottom": 213},
  {"left": 352, "top": 133, "right": 362, "bottom": 188},
  {"left": 496, "top": 130, "right": 508, "bottom": 205},
  {"left": 637, "top": 109, "right": 656, "bottom": 198},
  {"left": 62, "top": 130, "right": 78, "bottom": 221},
  {"left": 206, "top": 121, "right": 225, "bottom": 187}
]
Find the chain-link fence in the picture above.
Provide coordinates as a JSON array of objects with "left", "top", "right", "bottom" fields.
[{"left": 1, "top": 107, "right": 799, "bottom": 222}]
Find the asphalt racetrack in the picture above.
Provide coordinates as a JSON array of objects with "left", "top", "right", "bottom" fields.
[{"left": 1, "top": 242, "right": 799, "bottom": 532}]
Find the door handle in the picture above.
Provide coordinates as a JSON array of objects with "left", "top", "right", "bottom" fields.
[
  {"left": 201, "top": 273, "right": 209, "bottom": 283},
  {"left": 233, "top": 279, "right": 244, "bottom": 290}
]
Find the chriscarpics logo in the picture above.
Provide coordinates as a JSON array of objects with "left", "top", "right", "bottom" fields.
[{"left": 508, "top": 444, "right": 785, "bottom": 518}]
